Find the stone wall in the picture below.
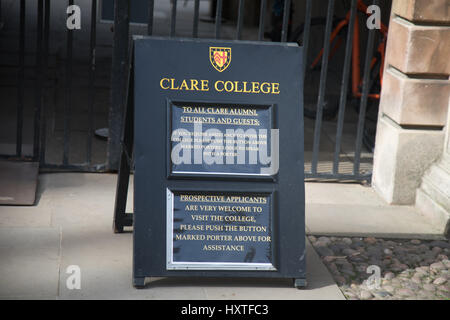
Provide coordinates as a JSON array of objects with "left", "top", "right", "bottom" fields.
[{"left": 372, "top": 0, "right": 450, "bottom": 205}]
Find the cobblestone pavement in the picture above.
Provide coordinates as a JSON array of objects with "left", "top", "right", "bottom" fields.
[{"left": 309, "top": 236, "right": 450, "bottom": 300}]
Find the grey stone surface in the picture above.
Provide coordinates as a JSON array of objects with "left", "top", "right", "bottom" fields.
[
  {"left": 372, "top": 115, "right": 444, "bottom": 205},
  {"left": 1, "top": 172, "right": 448, "bottom": 299},
  {"left": 0, "top": 161, "right": 39, "bottom": 205},
  {"left": 416, "top": 155, "right": 450, "bottom": 235},
  {"left": 0, "top": 173, "right": 344, "bottom": 300},
  {"left": 0, "top": 228, "right": 60, "bottom": 299},
  {"left": 305, "top": 182, "right": 446, "bottom": 240},
  {"left": 310, "top": 235, "right": 450, "bottom": 300},
  {"left": 380, "top": 67, "right": 450, "bottom": 127}
]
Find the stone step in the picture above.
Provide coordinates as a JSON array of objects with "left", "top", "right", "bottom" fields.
[
  {"left": 440, "top": 153, "right": 450, "bottom": 174},
  {"left": 420, "top": 164, "right": 450, "bottom": 212},
  {"left": 416, "top": 189, "right": 449, "bottom": 235},
  {"left": 416, "top": 159, "right": 450, "bottom": 235}
]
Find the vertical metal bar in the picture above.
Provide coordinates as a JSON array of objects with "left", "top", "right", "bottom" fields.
[
  {"left": 258, "top": 0, "right": 267, "bottom": 41},
  {"left": 311, "top": 0, "right": 335, "bottom": 174},
  {"left": 354, "top": 0, "right": 378, "bottom": 176},
  {"left": 301, "top": 0, "right": 312, "bottom": 81},
  {"left": 236, "top": 0, "right": 245, "bottom": 40},
  {"left": 193, "top": 0, "right": 200, "bottom": 38},
  {"left": 215, "top": 0, "right": 223, "bottom": 39},
  {"left": 147, "top": 0, "right": 154, "bottom": 35},
  {"left": 107, "top": 0, "right": 130, "bottom": 170},
  {"left": 301, "top": 0, "right": 312, "bottom": 173},
  {"left": 86, "top": 0, "right": 97, "bottom": 165},
  {"left": 16, "top": 0, "right": 25, "bottom": 157},
  {"left": 33, "top": 0, "right": 44, "bottom": 161},
  {"left": 170, "top": 0, "right": 177, "bottom": 37},
  {"left": 40, "top": 0, "right": 50, "bottom": 165},
  {"left": 280, "top": 0, "right": 291, "bottom": 42},
  {"left": 63, "top": 0, "right": 73, "bottom": 165},
  {"left": 113, "top": 59, "right": 134, "bottom": 233},
  {"left": 333, "top": 0, "right": 357, "bottom": 174}
]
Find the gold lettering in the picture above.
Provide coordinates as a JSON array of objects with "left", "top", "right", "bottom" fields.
[
  {"left": 251, "top": 82, "right": 260, "bottom": 94},
  {"left": 233, "top": 81, "right": 243, "bottom": 93},
  {"left": 160, "top": 78, "right": 279, "bottom": 94},
  {"left": 242, "top": 81, "right": 252, "bottom": 93},
  {"left": 170, "top": 78, "right": 179, "bottom": 90},
  {"left": 260, "top": 82, "right": 270, "bottom": 94},
  {"left": 179, "top": 79, "right": 190, "bottom": 91},
  {"left": 224, "top": 81, "right": 234, "bottom": 92},
  {"left": 200, "top": 79, "right": 209, "bottom": 91},
  {"left": 214, "top": 80, "right": 224, "bottom": 92},
  {"left": 272, "top": 82, "right": 280, "bottom": 94},
  {"left": 190, "top": 79, "right": 200, "bottom": 91},
  {"left": 160, "top": 78, "right": 170, "bottom": 90}
]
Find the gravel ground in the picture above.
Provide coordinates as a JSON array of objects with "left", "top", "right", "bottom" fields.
[{"left": 309, "top": 235, "right": 450, "bottom": 300}]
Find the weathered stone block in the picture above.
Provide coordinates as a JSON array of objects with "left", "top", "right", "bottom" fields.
[
  {"left": 419, "top": 160, "right": 450, "bottom": 211},
  {"left": 392, "top": 0, "right": 450, "bottom": 24},
  {"left": 416, "top": 188, "right": 449, "bottom": 236},
  {"left": 380, "top": 67, "right": 450, "bottom": 127},
  {"left": 416, "top": 156, "right": 450, "bottom": 235},
  {"left": 386, "top": 17, "right": 450, "bottom": 75},
  {"left": 372, "top": 116, "right": 444, "bottom": 205}
]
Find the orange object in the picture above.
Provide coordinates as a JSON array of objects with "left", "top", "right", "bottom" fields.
[{"left": 309, "top": 0, "right": 389, "bottom": 101}]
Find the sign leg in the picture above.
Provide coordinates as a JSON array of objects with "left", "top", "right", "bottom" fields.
[
  {"left": 294, "top": 278, "right": 307, "bottom": 289},
  {"left": 113, "top": 65, "right": 134, "bottom": 233},
  {"left": 112, "top": 150, "right": 132, "bottom": 233},
  {"left": 133, "top": 277, "right": 146, "bottom": 289}
]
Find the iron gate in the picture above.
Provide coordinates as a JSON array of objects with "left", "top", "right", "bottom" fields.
[{"left": 0, "top": 0, "right": 387, "bottom": 181}]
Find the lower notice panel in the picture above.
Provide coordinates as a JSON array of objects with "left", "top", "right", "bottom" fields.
[{"left": 166, "top": 189, "right": 276, "bottom": 271}]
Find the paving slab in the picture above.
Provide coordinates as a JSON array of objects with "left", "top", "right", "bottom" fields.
[
  {"left": 305, "top": 183, "right": 445, "bottom": 239},
  {"left": 195, "top": 239, "right": 344, "bottom": 300},
  {"left": 56, "top": 227, "right": 342, "bottom": 299},
  {"left": 0, "top": 197, "right": 52, "bottom": 228},
  {"left": 0, "top": 173, "right": 343, "bottom": 299},
  {"left": 2, "top": 172, "right": 445, "bottom": 299},
  {"left": 57, "top": 226, "right": 343, "bottom": 300},
  {"left": 0, "top": 227, "right": 60, "bottom": 299},
  {"left": 0, "top": 160, "right": 39, "bottom": 205}
]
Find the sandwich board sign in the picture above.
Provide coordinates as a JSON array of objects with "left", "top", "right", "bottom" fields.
[{"left": 113, "top": 37, "right": 306, "bottom": 288}]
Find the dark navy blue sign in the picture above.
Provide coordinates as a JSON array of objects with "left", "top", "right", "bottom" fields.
[
  {"left": 132, "top": 37, "right": 305, "bottom": 287},
  {"left": 169, "top": 101, "right": 274, "bottom": 177},
  {"left": 167, "top": 191, "right": 274, "bottom": 270}
]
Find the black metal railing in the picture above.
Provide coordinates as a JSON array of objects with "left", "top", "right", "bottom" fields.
[{"left": 0, "top": 0, "right": 382, "bottom": 181}]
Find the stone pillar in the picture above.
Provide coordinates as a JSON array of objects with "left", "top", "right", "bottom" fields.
[
  {"left": 372, "top": 0, "right": 450, "bottom": 205},
  {"left": 415, "top": 101, "right": 450, "bottom": 235}
]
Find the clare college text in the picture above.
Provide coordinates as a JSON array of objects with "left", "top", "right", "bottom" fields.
[{"left": 160, "top": 78, "right": 280, "bottom": 95}]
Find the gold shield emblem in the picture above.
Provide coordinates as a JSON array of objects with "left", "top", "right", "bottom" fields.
[{"left": 210, "top": 47, "right": 231, "bottom": 72}]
